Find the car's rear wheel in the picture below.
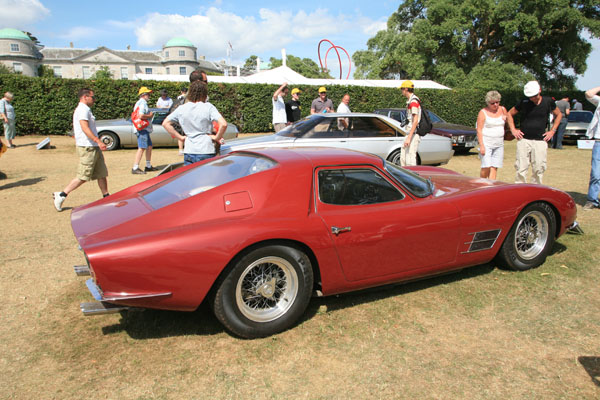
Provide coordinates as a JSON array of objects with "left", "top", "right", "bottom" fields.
[
  {"left": 212, "top": 245, "right": 313, "bottom": 338},
  {"left": 387, "top": 149, "right": 421, "bottom": 166},
  {"left": 99, "top": 131, "right": 119, "bottom": 151},
  {"left": 496, "top": 202, "right": 556, "bottom": 271}
]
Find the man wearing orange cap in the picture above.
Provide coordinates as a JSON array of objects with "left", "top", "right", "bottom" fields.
[
  {"left": 131, "top": 87, "right": 157, "bottom": 174},
  {"left": 399, "top": 80, "right": 421, "bottom": 166}
]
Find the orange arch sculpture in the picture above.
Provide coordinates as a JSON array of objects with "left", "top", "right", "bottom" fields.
[{"left": 318, "top": 39, "right": 351, "bottom": 80}]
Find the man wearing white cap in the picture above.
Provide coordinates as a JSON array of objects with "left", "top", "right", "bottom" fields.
[{"left": 507, "top": 81, "right": 562, "bottom": 184}]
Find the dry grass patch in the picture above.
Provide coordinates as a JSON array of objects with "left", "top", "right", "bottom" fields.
[{"left": 0, "top": 136, "right": 598, "bottom": 399}]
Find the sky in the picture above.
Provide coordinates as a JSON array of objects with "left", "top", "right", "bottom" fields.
[{"left": 0, "top": 0, "right": 597, "bottom": 89}]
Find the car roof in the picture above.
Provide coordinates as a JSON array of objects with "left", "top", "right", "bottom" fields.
[{"left": 232, "top": 146, "right": 386, "bottom": 168}]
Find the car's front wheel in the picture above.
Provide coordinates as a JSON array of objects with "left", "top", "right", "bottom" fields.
[
  {"left": 99, "top": 131, "right": 119, "bottom": 151},
  {"left": 212, "top": 245, "right": 313, "bottom": 338},
  {"left": 496, "top": 202, "right": 556, "bottom": 271}
]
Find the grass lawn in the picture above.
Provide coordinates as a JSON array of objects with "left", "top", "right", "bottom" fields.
[{"left": 0, "top": 135, "right": 598, "bottom": 399}]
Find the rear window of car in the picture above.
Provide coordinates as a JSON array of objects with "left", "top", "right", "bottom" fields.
[
  {"left": 568, "top": 111, "right": 593, "bottom": 123},
  {"left": 141, "top": 154, "right": 277, "bottom": 209}
]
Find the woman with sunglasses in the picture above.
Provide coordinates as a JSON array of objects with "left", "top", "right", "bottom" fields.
[{"left": 476, "top": 90, "right": 507, "bottom": 180}]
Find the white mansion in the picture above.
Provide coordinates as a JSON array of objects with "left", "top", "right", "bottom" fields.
[{"left": 0, "top": 28, "right": 227, "bottom": 79}]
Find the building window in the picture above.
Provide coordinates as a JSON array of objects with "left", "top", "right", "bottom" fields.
[
  {"left": 53, "top": 66, "right": 62, "bottom": 78},
  {"left": 12, "top": 62, "right": 22, "bottom": 73},
  {"left": 82, "top": 66, "right": 90, "bottom": 79},
  {"left": 179, "top": 50, "right": 185, "bottom": 57},
  {"left": 120, "top": 67, "right": 128, "bottom": 79},
  {"left": 145, "top": 67, "right": 152, "bottom": 74},
  {"left": 166, "top": 67, "right": 170, "bottom": 74},
  {"left": 165, "top": 51, "right": 169, "bottom": 58},
  {"left": 179, "top": 66, "right": 186, "bottom": 75},
  {"left": 10, "top": 43, "right": 20, "bottom": 52}
]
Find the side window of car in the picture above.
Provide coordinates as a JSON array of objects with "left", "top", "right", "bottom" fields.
[
  {"left": 347, "top": 117, "right": 396, "bottom": 138},
  {"left": 390, "top": 111, "right": 406, "bottom": 124},
  {"left": 304, "top": 119, "right": 348, "bottom": 138},
  {"left": 318, "top": 168, "right": 404, "bottom": 205}
]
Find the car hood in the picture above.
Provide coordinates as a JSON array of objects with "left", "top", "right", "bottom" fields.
[
  {"left": 410, "top": 166, "right": 508, "bottom": 197},
  {"left": 431, "top": 123, "right": 476, "bottom": 137},
  {"left": 221, "top": 134, "right": 294, "bottom": 153},
  {"left": 95, "top": 118, "right": 128, "bottom": 127}
]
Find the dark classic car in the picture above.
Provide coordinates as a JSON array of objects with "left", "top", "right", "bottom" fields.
[
  {"left": 95, "top": 108, "right": 239, "bottom": 151},
  {"left": 563, "top": 110, "right": 594, "bottom": 143},
  {"left": 375, "top": 108, "right": 478, "bottom": 152},
  {"left": 72, "top": 147, "right": 577, "bottom": 338}
]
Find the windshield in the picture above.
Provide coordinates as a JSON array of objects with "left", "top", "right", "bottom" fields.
[
  {"left": 141, "top": 154, "right": 277, "bottom": 209},
  {"left": 384, "top": 162, "right": 432, "bottom": 198},
  {"left": 276, "top": 117, "right": 321, "bottom": 138},
  {"left": 568, "top": 111, "right": 593, "bottom": 123}
]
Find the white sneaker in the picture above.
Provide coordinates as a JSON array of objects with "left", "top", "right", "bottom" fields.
[
  {"left": 53, "top": 192, "right": 66, "bottom": 211},
  {"left": 179, "top": 150, "right": 184, "bottom": 156}
]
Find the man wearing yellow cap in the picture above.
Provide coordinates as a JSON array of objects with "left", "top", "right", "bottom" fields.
[
  {"left": 131, "top": 87, "right": 157, "bottom": 174},
  {"left": 310, "top": 87, "right": 334, "bottom": 114},
  {"left": 286, "top": 88, "right": 302, "bottom": 123},
  {"left": 399, "top": 80, "right": 421, "bottom": 166}
]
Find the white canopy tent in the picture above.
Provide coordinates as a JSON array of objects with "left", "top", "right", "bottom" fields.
[{"left": 135, "top": 65, "right": 450, "bottom": 90}]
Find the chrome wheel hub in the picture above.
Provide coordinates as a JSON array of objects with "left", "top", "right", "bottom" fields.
[
  {"left": 514, "top": 211, "right": 549, "bottom": 260},
  {"left": 236, "top": 256, "right": 299, "bottom": 322}
]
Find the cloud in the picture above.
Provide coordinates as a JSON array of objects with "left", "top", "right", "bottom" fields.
[
  {"left": 0, "top": 0, "right": 49, "bottom": 27},
  {"left": 133, "top": 7, "right": 379, "bottom": 62},
  {"left": 58, "top": 26, "right": 105, "bottom": 43}
]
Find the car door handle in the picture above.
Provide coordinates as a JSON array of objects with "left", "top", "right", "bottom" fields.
[{"left": 331, "top": 226, "right": 352, "bottom": 235}]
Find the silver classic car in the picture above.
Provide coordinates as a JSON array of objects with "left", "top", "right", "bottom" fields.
[
  {"left": 95, "top": 108, "right": 239, "bottom": 150},
  {"left": 563, "top": 110, "right": 593, "bottom": 143},
  {"left": 221, "top": 113, "right": 454, "bottom": 165}
]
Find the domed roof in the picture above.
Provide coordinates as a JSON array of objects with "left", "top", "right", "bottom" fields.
[
  {"left": 0, "top": 28, "right": 31, "bottom": 41},
  {"left": 164, "top": 37, "right": 195, "bottom": 48}
]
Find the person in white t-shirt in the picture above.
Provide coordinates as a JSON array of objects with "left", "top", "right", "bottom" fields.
[
  {"left": 163, "top": 80, "right": 227, "bottom": 166},
  {"left": 156, "top": 89, "right": 173, "bottom": 109},
  {"left": 52, "top": 88, "right": 109, "bottom": 211},
  {"left": 272, "top": 82, "right": 289, "bottom": 132},
  {"left": 337, "top": 94, "right": 351, "bottom": 130}
]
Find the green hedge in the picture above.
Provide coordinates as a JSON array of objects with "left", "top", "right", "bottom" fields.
[{"left": 0, "top": 74, "right": 593, "bottom": 135}]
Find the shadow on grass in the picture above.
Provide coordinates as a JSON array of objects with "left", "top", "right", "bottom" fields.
[
  {"left": 578, "top": 356, "right": 600, "bottom": 387},
  {"left": 567, "top": 191, "right": 588, "bottom": 206},
  {"left": 0, "top": 176, "right": 45, "bottom": 190},
  {"left": 303, "top": 263, "right": 495, "bottom": 318},
  {"left": 103, "top": 303, "right": 224, "bottom": 339},
  {"left": 106, "top": 263, "right": 496, "bottom": 340}
]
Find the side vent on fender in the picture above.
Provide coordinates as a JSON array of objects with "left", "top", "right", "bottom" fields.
[{"left": 463, "top": 229, "right": 501, "bottom": 253}]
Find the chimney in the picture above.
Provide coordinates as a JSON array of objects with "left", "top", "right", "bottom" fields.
[
  {"left": 127, "top": 45, "right": 131, "bottom": 50},
  {"left": 69, "top": 42, "right": 73, "bottom": 48},
  {"left": 281, "top": 48, "right": 286, "bottom": 67}
]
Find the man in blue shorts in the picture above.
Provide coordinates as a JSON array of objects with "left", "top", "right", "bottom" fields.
[{"left": 132, "top": 87, "right": 157, "bottom": 174}]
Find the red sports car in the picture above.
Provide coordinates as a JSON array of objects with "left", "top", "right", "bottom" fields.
[{"left": 72, "top": 147, "right": 577, "bottom": 338}]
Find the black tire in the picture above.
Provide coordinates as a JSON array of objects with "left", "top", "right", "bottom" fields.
[
  {"left": 496, "top": 202, "right": 556, "bottom": 271},
  {"left": 387, "top": 149, "right": 422, "bottom": 166},
  {"left": 99, "top": 131, "right": 119, "bottom": 151},
  {"left": 212, "top": 245, "right": 313, "bottom": 338}
]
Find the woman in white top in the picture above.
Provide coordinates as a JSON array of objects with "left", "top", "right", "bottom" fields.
[
  {"left": 476, "top": 90, "right": 506, "bottom": 180},
  {"left": 163, "top": 81, "right": 227, "bottom": 166}
]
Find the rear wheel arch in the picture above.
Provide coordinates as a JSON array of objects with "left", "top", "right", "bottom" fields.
[{"left": 208, "top": 239, "right": 321, "bottom": 303}]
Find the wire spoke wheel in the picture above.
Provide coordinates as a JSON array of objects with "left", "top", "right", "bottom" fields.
[
  {"left": 513, "top": 210, "right": 549, "bottom": 260},
  {"left": 235, "top": 256, "right": 299, "bottom": 323}
]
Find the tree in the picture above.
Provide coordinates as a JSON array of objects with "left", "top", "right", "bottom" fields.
[
  {"left": 244, "top": 55, "right": 258, "bottom": 70},
  {"left": 268, "top": 54, "right": 333, "bottom": 79},
  {"left": 38, "top": 65, "right": 55, "bottom": 78},
  {"left": 0, "top": 64, "right": 13, "bottom": 74},
  {"left": 353, "top": 0, "right": 600, "bottom": 90},
  {"left": 91, "top": 66, "right": 113, "bottom": 80}
]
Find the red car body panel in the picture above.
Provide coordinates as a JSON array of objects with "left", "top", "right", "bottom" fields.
[{"left": 71, "top": 147, "right": 577, "bottom": 312}]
